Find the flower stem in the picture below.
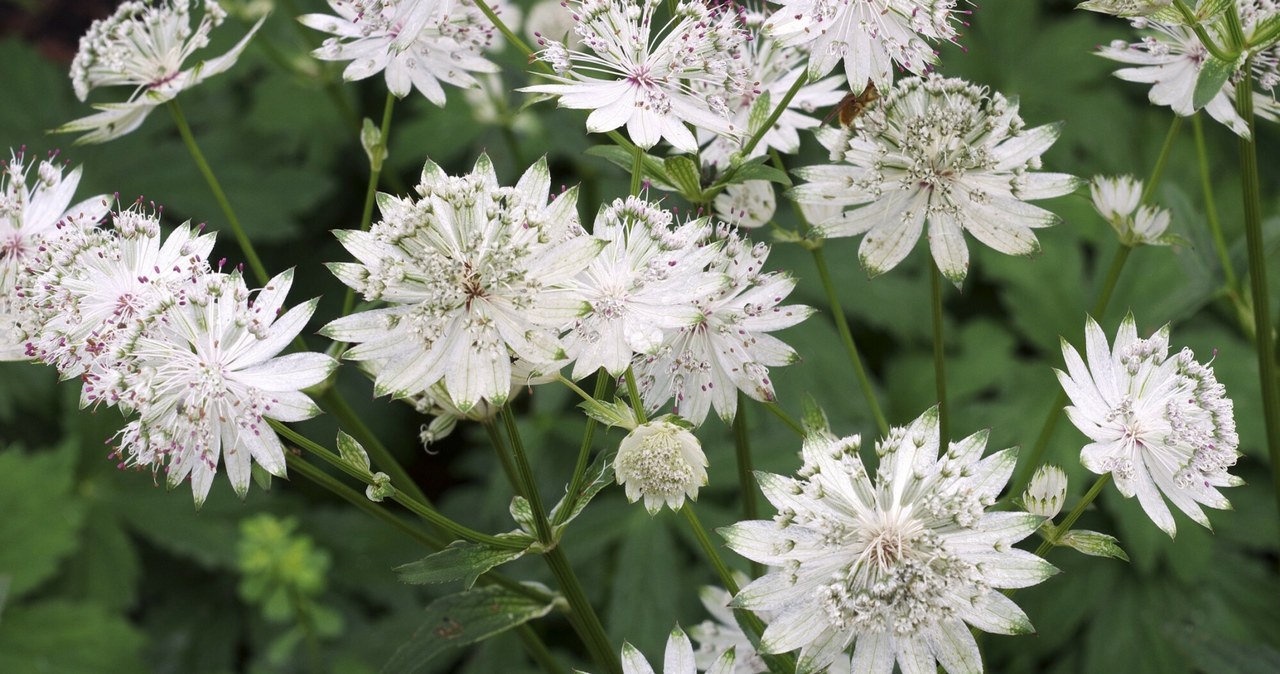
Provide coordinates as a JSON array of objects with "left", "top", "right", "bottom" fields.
[
  {"left": 629, "top": 144, "right": 644, "bottom": 196},
  {"left": 1034, "top": 473, "right": 1111, "bottom": 558},
  {"left": 556, "top": 371, "right": 611, "bottom": 528},
  {"left": 1233, "top": 67, "right": 1280, "bottom": 537},
  {"left": 342, "top": 91, "right": 396, "bottom": 316},
  {"left": 516, "top": 624, "right": 570, "bottom": 674},
  {"left": 469, "top": 0, "right": 536, "bottom": 59},
  {"left": 286, "top": 453, "right": 442, "bottom": 548},
  {"left": 1191, "top": 113, "right": 1238, "bottom": 294},
  {"left": 732, "top": 393, "right": 763, "bottom": 576},
  {"left": 812, "top": 247, "right": 890, "bottom": 436},
  {"left": 763, "top": 402, "right": 804, "bottom": 436},
  {"left": 485, "top": 420, "right": 525, "bottom": 499},
  {"left": 930, "top": 263, "right": 949, "bottom": 447},
  {"left": 502, "top": 408, "right": 554, "bottom": 545},
  {"left": 167, "top": 100, "right": 270, "bottom": 286},
  {"left": 623, "top": 367, "right": 648, "bottom": 424},
  {"left": 740, "top": 74, "right": 807, "bottom": 158},
  {"left": 315, "top": 386, "right": 431, "bottom": 507},
  {"left": 1171, "top": 0, "right": 1236, "bottom": 61}
]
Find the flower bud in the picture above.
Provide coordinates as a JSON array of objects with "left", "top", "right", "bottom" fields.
[
  {"left": 614, "top": 417, "right": 708, "bottom": 515},
  {"left": 1023, "top": 465, "right": 1068, "bottom": 519}
]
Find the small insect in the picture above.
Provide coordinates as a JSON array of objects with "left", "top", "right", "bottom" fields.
[{"left": 826, "top": 81, "right": 880, "bottom": 128}]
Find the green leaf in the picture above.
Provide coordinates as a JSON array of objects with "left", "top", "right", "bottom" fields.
[
  {"left": 727, "top": 157, "right": 791, "bottom": 187},
  {"left": 577, "top": 397, "right": 638, "bottom": 430},
  {"left": 606, "top": 512, "right": 682, "bottom": 656},
  {"left": 382, "top": 584, "right": 557, "bottom": 674},
  {"left": 58, "top": 509, "right": 140, "bottom": 612},
  {"left": 250, "top": 463, "right": 273, "bottom": 492},
  {"left": 747, "top": 90, "right": 773, "bottom": 138},
  {"left": 1250, "top": 13, "right": 1280, "bottom": 50},
  {"left": 0, "top": 601, "right": 147, "bottom": 674},
  {"left": 583, "top": 145, "right": 675, "bottom": 190},
  {"left": 337, "top": 430, "right": 373, "bottom": 475},
  {"left": 664, "top": 155, "right": 705, "bottom": 201},
  {"left": 799, "top": 394, "right": 830, "bottom": 436},
  {"left": 0, "top": 442, "right": 85, "bottom": 598},
  {"left": 1192, "top": 55, "right": 1237, "bottom": 110},
  {"left": 548, "top": 450, "right": 615, "bottom": 531},
  {"left": 394, "top": 536, "right": 533, "bottom": 590},
  {"left": 509, "top": 496, "right": 536, "bottom": 536},
  {"left": 1058, "top": 529, "right": 1130, "bottom": 561}
]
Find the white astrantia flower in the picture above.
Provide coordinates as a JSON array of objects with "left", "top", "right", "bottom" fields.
[
  {"left": 690, "top": 584, "right": 853, "bottom": 674},
  {"left": 792, "top": 74, "right": 1080, "bottom": 286},
  {"left": 321, "top": 155, "right": 603, "bottom": 411},
  {"left": 1023, "top": 465, "right": 1068, "bottom": 519},
  {"left": 299, "top": 0, "right": 500, "bottom": 106},
  {"left": 762, "top": 0, "right": 963, "bottom": 89},
  {"left": 58, "top": 0, "right": 265, "bottom": 144},
  {"left": 114, "top": 270, "right": 337, "bottom": 507},
  {"left": 1057, "top": 314, "right": 1241, "bottom": 537},
  {"left": 1097, "top": 1, "right": 1280, "bottom": 138},
  {"left": 634, "top": 224, "right": 813, "bottom": 426},
  {"left": 22, "top": 203, "right": 215, "bottom": 391},
  {"left": 722, "top": 407, "right": 1056, "bottom": 674},
  {"left": 565, "top": 196, "right": 724, "bottom": 380},
  {"left": 1, "top": 148, "right": 110, "bottom": 360},
  {"left": 521, "top": 0, "right": 752, "bottom": 153},
  {"left": 606, "top": 625, "right": 735, "bottom": 674},
  {"left": 713, "top": 181, "right": 776, "bottom": 230},
  {"left": 1090, "top": 175, "right": 1175, "bottom": 246},
  {"left": 614, "top": 416, "right": 708, "bottom": 514},
  {"left": 408, "top": 359, "right": 556, "bottom": 447}
]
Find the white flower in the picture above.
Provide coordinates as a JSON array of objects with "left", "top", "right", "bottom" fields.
[
  {"left": 1097, "top": 2, "right": 1280, "bottom": 138},
  {"left": 792, "top": 74, "right": 1079, "bottom": 285},
  {"left": 1, "top": 148, "right": 110, "bottom": 360},
  {"left": 1022, "top": 465, "right": 1068, "bottom": 519},
  {"left": 59, "top": 0, "right": 265, "bottom": 144},
  {"left": 722, "top": 407, "right": 1056, "bottom": 674},
  {"left": 616, "top": 625, "right": 736, "bottom": 674},
  {"left": 690, "top": 584, "right": 854, "bottom": 674},
  {"left": 565, "top": 196, "right": 723, "bottom": 379},
  {"left": 713, "top": 181, "right": 776, "bottom": 230},
  {"left": 522, "top": 0, "right": 751, "bottom": 152},
  {"left": 634, "top": 224, "right": 813, "bottom": 426},
  {"left": 614, "top": 416, "right": 708, "bottom": 514},
  {"left": 115, "top": 270, "right": 337, "bottom": 506},
  {"left": 321, "top": 155, "right": 603, "bottom": 411},
  {"left": 1090, "top": 175, "right": 1174, "bottom": 246},
  {"left": 1057, "top": 314, "right": 1241, "bottom": 537},
  {"left": 762, "top": 0, "right": 962, "bottom": 88},
  {"left": 22, "top": 204, "right": 215, "bottom": 389},
  {"left": 300, "top": 0, "right": 499, "bottom": 106}
]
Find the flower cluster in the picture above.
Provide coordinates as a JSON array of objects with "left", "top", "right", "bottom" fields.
[
  {"left": 723, "top": 408, "right": 1055, "bottom": 674},
  {"left": 300, "top": 0, "right": 499, "bottom": 105},
  {"left": 18, "top": 199, "right": 334, "bottom": 506},
  {"left": 1057, "top": 315, "right": 1240, "bottom": 536},
  {"left": 1, "top": 149, "right": 109, "bottom": 360},
  {"left": 1089, "top": 175, "right": 1174, "bottom": 246},
  {"left": 523, "top": 0, "right": 754, "bottom": 152},
  {"left": 1096, "top": 0, "right": 1280, "bottom": 137},
  {"left": 59, "top": 0, "right": 265, "bottom": 144},
  {"left": 607, "top": 625, "right": 736, "bottom": 674},
  {"left": 614, "top": 417, "right": 708, "bottom": 514},
  {"left": 792, "top": 74, "right": 1079, "bottom": 285}
]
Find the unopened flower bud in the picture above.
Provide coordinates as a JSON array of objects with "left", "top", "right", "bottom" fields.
[
  {"left": 614, "top": 416, "right": 707, "bottom": 515},
  {"left": 1023, "top": 465, "right": 1067, "bottom": 519}
]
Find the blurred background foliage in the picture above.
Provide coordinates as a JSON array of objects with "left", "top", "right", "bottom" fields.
[{"left": 0, "top": 0, "right": 1278, "bottom": 672}]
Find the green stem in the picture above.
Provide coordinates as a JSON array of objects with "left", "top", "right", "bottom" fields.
[
  {"left": 485, "top": 419, "right": 525, "bottom": 499},
  {"left": 1034, "top": 474, "right": 1111, "bottom": 558},
  {"left": 286, "top": 454, "right": 442, "bottom": 548},
  {"left": 732, "top": 393, "right": 762, "bottom": 576},
  {"left": 316, "top": 387, "right": 431, "bottom": 506},
  {"left": 167, "top": 100, "right": 270, "bottom": 286},
  {"left": 763, "top": 402, "right": 804, "bottom": 436},
  {"left": 930, "top": 263, "right": 949, "bottom": 448},
  {"left": 270, "top": 420, "right": 522, "bottom": 549},
  {"left": 680, "top": 506, "right": 796, "bottom": 674},
  {"left": 623, "top": 367, "right": 648, "bottom": 424},
  {"left": 1234, "top": 67, "right": 1280, "bottom": 539},
  {"left": 556, "top": 371, "right": 611, "bottom": 527},
  {"left": 811, "top": 248, "right": 890, "bottom": 436},
  {"left": 342, "top": 91, "right": 397, "bottom": 316},
  {"left": 1171, "top": 0, "right": 1236, "bottom": 61},
  {"left": 1140, "top": 115, "right": 1182, "bottom": 205},
  {"left": 470, "top": 0, "right": 537, "bottom": 59},
  {"left": 502, "top": 408, "right": 554, "bottom": 544},
  {"left": 516, "top": 624, "right": 570, "bottom": 674},
  {"left": 740, "top": 74, "right": 807, "bottom": 158},
  {"left": 630, "top": 143, "right": 644, "bottom": 196},
  {"left": 1191, "top": 113, "right": 1238, "bottom": 293}
]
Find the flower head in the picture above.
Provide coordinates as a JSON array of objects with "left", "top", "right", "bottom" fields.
[
  {"left": 1096, "top": 2, "right": 1280, "bottom": 138},
  {"left": 722, "top": 408, "right": 1056, "bottom": 674},
  {"left": 690, "top": 583, "right": 854, "bottom": 674},
  {"left": 617, "top": 625, "right": 736, "bottom": 674},
  {"left": 522, "top": 0, "right": 752, "bottom": 152},
  {"left": 614, "top": 416, "right": 708, "bottom": 514},
  {"left": 565, "top": 196, "right": 723, "bottom": 379},
  {"left": 300, "top": 0, "right": 500, "bottom": 106},
  {"left": 1090, "top": 175, "right": 1174, "bottom": 246},
  {"left": 321, "top": 155, "right": 602, "bottom": 411},
  {"left": 1022, "top": 465, "right": 1068, "bottom": 519},
  {"left": 792, "top": 74, "right": 1079, "bottom": 285},
  {"left": 59, "top": 0, "right": 264, "bottom": 143},
  {"left": 115, "top": 269, "right": 336, "bottom": 506},
  {"left": 762, "top": 0, "right": 964, "bottom": 88},
  {"left": 713, "top": 181, "right": 776, "bottom": 230},
  {"left": 634, "top": 224, "right": 812, "bottom": 425},
  {"left": 1, "top": 148, "right": 110, "bottom": 360},
  {"left": 1057, "top": 314, "right": 1241, "bottom": 536}
]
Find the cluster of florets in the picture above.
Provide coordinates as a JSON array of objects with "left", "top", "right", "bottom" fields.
[
  {"left": 12, "top": 186, "right": 334, "bottom": 506},
  {"left": 1089, "top": 175, "right": 1175, "bottom": 246}
]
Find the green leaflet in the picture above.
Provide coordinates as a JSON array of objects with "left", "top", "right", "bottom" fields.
[{"left": 394, "top": 534, "right": 534, "bottom": 590}]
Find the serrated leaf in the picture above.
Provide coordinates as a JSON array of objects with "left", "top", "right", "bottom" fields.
[
  {"left": 728, "top": 158, "right": 791, "bottom": 187},
  {"left": 577, "top": 397, "right": 638, "bottom": 430},
  {"left": 509, "top": 496, "right": 536, "bottom": 536},
  {"left": 1196, "top": 0, "right": 1232, "bottom": 21},
  {"left": 0, "top": 601, "right": 147, "bottom": 674},
  {"left": 747, "top": 89, "right": 772, "bottom": 138},
  {"left": 664, "top": 155, "right": 705, "bottom": 201},
  {"left": 583, "top": 145, "right": 675, "bottom": 189},
  {"left": 1192, "top": 55, "right": 1237, "bottom": 110},
  {"left": 0, "top": 443, "right": 85, "bottom": 599},
  {"left": 1058, "top": 529, "right": 1130, "bottom": 561},
  {"left": 549, "top": 451, "right": 615, "bottom": 531},
  {"left": 337, "top": 430, "right": 373, "bottom": 474},
  {"left": 394, "top": 535, "right": 533, "bottom": 590},
  {"left": 382, "top": 584, "right": 557, "bottom": 674}
]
